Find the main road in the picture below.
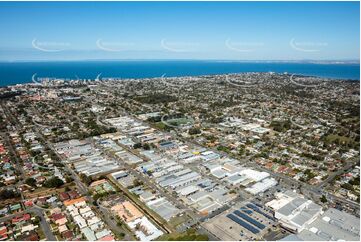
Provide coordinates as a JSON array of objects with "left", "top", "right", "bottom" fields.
[
  {"left": 0, "top": 207, "right": 56, "bottom": 241},
  {"left": 26, "top": 104, "right": 135, "bottom": 240}
]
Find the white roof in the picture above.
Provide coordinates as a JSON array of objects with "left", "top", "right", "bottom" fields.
[
  {"left": 176, "top": 185, "right": 199, "bottom": 196},
  {"left": 239, "top": 168, "right": 270, "bottom": 182},
  {"left": 74, "top": 215, "right": 87, "bottom": 229},
  {"left": 127, "top": 217, "right": 163, "bottom": 241}
]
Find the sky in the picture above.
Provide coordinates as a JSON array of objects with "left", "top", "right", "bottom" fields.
[{"left": 0, "top": 1, "right": 359, "bottom": 61}]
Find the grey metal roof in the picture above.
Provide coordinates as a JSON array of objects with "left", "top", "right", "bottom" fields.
[
  {"left": 291, "top": 203, "right": 321, "bottom": 226},
  {"left": 298, "top": 208, "right": 360, "bottom": 241},
  {"left": 278, "top": 197, "right": 308, "bottom": 216},
  {"left": 280, "top": 234, "right": 303, "bottom": 241},
  {"left": 283, "top": 190, "right": 300, "bottom": 199}
]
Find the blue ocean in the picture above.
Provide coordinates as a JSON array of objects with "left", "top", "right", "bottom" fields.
[{"left": 0, "top": 60, "right": 359, "bottom": 87}]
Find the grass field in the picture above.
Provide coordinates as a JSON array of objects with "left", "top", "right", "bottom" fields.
[
  {"left": 166, "top": 117, "right": 193, "bottom": 126},
  {"left": 168, "top": 213, "right": 192, "bottom": 228},
  {"left": 156, "top": 228, "right": 208, "bottom": 241},
  {"left": 325, "top": 134, "right": 353, "bottom": 144}
]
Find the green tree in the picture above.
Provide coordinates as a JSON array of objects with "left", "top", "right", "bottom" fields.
[
  {"left": 143, "top": 143, "right": 150, "bottom": 150},
  {"left": 133, "top": 143, "right": 142, "bottom": 149},
  {"left": 33, "top": 216, "right": 41, "bottom": 224},
  {"left": 0, "top": 189, "right": 20, "bottom": 200},
  {"left": 79, "top": 173, "right": 93, "bottom": 186},
  {"left": 320, "top": 195, "right": 327, "bottom": 203},
  {"left": 25, "top": 177, "right": 37, "bottom": 187},
  {"left": 188, "top": 127, "right": 201, "bottom": 135},
  {"left": 43, "top": 177, "right": 64, "bottom": 188}
]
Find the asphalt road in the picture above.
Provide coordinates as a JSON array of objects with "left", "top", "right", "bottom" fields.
[
  {"left": 112, "top": 104, "right": 360, "bottom": 213},
  {"left": 29, "top": 106, "right": 134, "bottom": 239},
  {"left": 0, "top": 207, "right": 56, "bottom": 241},
  {"left": 95, "top": 199, "right": 135, "bottom": 241}
]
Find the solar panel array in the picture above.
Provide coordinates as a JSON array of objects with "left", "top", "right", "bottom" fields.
[
  {"left": 226, "top": 214, "right": 260, "bottom": 234},
  {"left": 234, "top": 210, "right": 266, "bottom": 229},
  {"left": 240, "top": 206, "right": 253, "bottom": 214},
  {"left": 226, "top": 202, "right": 278, "bottom": 236},
  {"left": 246, "top": 203, "right": 275, "bottom": 221}
]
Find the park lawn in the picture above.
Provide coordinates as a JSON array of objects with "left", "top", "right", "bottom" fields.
[
  {"left": 168, "top": 214, "right": 191, "bottom": 228},
  {"left": 325, "top": 134, "right": 353, "bottom": 144},
  {"left": 157, "top": 229, "right": 208, "bottom": 241}
]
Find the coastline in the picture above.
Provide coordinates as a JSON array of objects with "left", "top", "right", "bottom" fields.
[
  {"left": 0, "top": 60, "right": 359, "bottom": 87},
  {"left": 1, "top": 72, "right": 359, "bottom": 89}
]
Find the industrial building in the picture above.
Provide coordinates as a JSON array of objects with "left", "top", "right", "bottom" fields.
[
  {"left": 297, "top": 208, "right": 360, "bottom": 241},
  {"left": 55, "top": 139, "right": 121, "bottom": 176},
  {"left": 146, "top": 197, "right": 180, "bottom": 221},
  {"left": 245, "top": 177, "right": 278, "bottom": 195},
  {"left": 202, "top": 201, "right": 276, "bottom": 241},
  {"left": 266, "top": 191, "right": 322, "bottom": 232}
]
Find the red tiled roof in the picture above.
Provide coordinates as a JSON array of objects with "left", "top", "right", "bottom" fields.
[
  {"left": 12, "top": 213, "right": 31, "bottom": 223},
  {"left": 62, "top": 230, "right": 73, "bottom": 239},
  {"left": 24, "top": 200, "right": 34, "bottom": 207},
  {"left": 98, "top": 235, "right": 115, "bottom": 241},
  {"left": 0, "top": 227, "right": 7, "bottom": 235},
  {"left": 0, "top": 234, "right": 8, "bottom": 241},
  {"left": 51, "top": 213, "right": 65, "bottom": 221},
  {"left": 59, "top": 192, "right": 70, "bottom": 201},
  {"left": 21, "top": 231, "right": 39, "bottom": 241},
  {"left": 68, "top": 191, "right": 80, "bottom": 199}
]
